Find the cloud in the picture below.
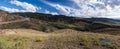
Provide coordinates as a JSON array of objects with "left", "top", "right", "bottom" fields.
[
  {"left": 70, "top": 0, "right": 120, "bottom": 18},
  {"left": 10, "top": 0, "right": 39, "bottom": 12},
  {"left": 0, "top": 6, "right": 25, "bottom": 12},
  {"left": 45, "top": 10, "right": 58, "bottom": 15},
  {"left": 0, "top": 0, "right": 40, "bottom": 12},
  {"left": 41, "top": 0, "right": 79, "bottom": 16},
  {"left": 41, "top": 0, "right": 120, "bottom": 18}
]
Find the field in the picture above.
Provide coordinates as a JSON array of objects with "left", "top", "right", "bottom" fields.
[{"left": 0, "top": 29, "right": 120, "bottom": 49}]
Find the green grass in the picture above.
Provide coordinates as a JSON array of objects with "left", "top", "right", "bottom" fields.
[{"left": 0, "top": 35, "right": 29, "bottom": 49}]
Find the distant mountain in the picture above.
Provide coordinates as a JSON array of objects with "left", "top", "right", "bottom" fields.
[{"left": 83, "top": 17, "right": 120, "bottom": 24}]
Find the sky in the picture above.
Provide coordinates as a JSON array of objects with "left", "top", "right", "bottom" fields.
[{"left": 0, "top": 0, "right": 120, "bottom": 18}]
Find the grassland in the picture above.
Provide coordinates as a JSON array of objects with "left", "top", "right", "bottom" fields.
[{"left": 0, "top": 29, "right": 120, "bottom": 49}]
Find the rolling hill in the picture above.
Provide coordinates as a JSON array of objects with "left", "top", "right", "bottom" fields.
[
  {"left": 0, "top": 10, "right": 120, "bottom": 34},
  {"left": 83, "top": 18, "right": 120, "bottom": 24},
  {"left": 11, "top": 12, "right": 120, "bottom": 34},
  {"left": 0, "top": 10, "right": 120, "bottom": 49}
]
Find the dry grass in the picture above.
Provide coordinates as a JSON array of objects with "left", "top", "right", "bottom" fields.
[
  {"left": 0, "top": 29, "right": 120, "bottom": 49},
  {"left": 42, "top": 29, "right": 120, "bottom": 49}
]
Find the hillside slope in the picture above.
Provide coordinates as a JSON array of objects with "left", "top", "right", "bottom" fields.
[
  {"left": 83, "top": 18, "right": 120, "bottom": 24},
  {"left": 0, "top": 11, "right": 24, "bottom": 22},
  {"left": 11, "top": 12, "right": 120, "bottom": 34},
  {"left": 0, "top": 11, "right": 120, "bottom": 34}
]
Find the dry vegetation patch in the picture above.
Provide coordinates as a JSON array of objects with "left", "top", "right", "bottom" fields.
[
  {"left": 42, "top": 29, "right": 120, "bottom": 49},
  {"left": 0, "top": 29, "right": 120, "bottom": 49}
]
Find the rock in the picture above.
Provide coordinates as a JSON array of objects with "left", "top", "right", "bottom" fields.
[{"left": 99, "top": 37, "right": 111, "bottom": 45}]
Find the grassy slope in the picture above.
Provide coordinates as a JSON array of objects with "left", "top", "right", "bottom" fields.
[
  {"left": 10, "top": 12, "right": 120, "bottom": 35},
  {"left": 0, "top": 29, "right": 120, "bottom": 49},
  {"left": 0, "top": 12, "right": 120, "bottom": 33}
]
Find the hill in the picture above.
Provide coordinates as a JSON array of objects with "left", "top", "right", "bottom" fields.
[
  {"left": 0, "top": 11, "right": 120, "bottom": 34},
  {"left": 0, "top": 11, "right": 24, "bottom": 22},
  {"left": 11, "top": 12, "right": 120, "bottom": 34},
  {"left": 83, "top": 18, "right": 120, "bottom": 24},
  {"left": 0, "top": 11, "right": 120, "bottom": 49}
]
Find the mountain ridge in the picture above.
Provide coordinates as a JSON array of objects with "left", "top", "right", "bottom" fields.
[
  {"left": 0, "top": 11, "right": 120, "bottom": 34},
  {"left": 11, "top": 12, "right": 120, "bottom": 34}
]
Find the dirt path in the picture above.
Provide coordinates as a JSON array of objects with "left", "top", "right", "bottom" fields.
[
  {"left": 0, "top": 18, "right": 30, "bottom": 25},
  {"left": 0, "top": 29, "right": 51, "bottom": 37}
]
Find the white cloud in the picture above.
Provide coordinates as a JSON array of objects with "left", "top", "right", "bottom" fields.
[
  {"left": 105, "top": 6, "right": 120, "bottom": 18},
  {"left": 51, "top": 12, "right": 58, "bottom": 15},
  {"left": 45, "top": 10, "right": 50, "bottom": 14},
  {"left": 45, "top": 10, "right": 58, "bottom": 15},
  {"left": 41, "top": 0, "right": 120, "bottom": 18},
  {"left": 0, "top": 0, "right": 40, "bottom": 12},
  {"left": 71, "top": 0, "right": 120, "bottom": 18},
  {"left": 10, "top": 0, "right": 39, "bottom": 12},
  {"left": 0, "top": 6, "right": 25, "bottom": 12},
  {"left": 42, "top": 1, "right": 69, "bottom": 15},
  {"left": 41, "top": 0, "right": 78, "bottom": 16}
]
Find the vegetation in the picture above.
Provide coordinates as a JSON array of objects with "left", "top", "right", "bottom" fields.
[
  {"left": 0, "top": 11, "right": 120, "bottom": 49},
  {"left": 0, "top": 29, "right": 119, "bottom": 49},
  {"left": 41, "top": 29, "right": 120, "bottom": 49},
  {"left": 0, "top": 11, "right": 120, "bottom": 34},
  {"left": 0, "top": 35, "right": 29, "bottom": 49},
  {"left": 35, "top": 37, "right": 44, "bottom": 42},
  {"left": 11, "top": 12, "right": 120, "bottom": 34}
]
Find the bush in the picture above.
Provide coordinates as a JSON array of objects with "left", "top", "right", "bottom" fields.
[
  {"left": 35, "top": 37, "right": 44, "bottom": 42},
  {"left": 81, "top": 35, "right": 88, "bottom": 42},
  {"left": 80, "top": 35, "right": 92, "bottom": 49}
]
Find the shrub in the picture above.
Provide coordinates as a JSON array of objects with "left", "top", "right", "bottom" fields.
[
  {"left": 35, "top": 37, "right": 44, "bottom": 42},
  {"left": 81, "top": 35, "right": 88, "bottom": 42}
]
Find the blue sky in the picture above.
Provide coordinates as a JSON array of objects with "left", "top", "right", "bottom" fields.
[{"left": 0, "top": 0, "right": 120, "bottom": 18}]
